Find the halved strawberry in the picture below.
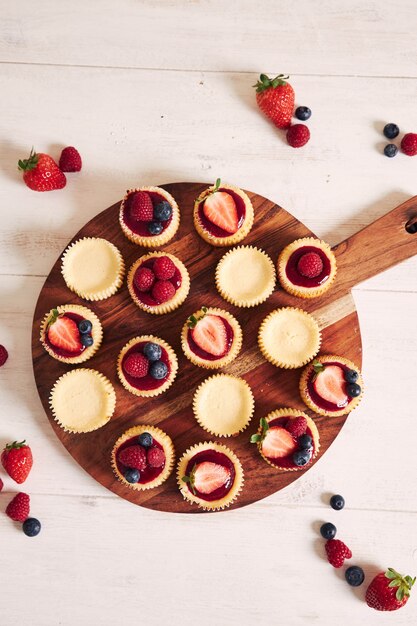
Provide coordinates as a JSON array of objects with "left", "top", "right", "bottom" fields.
[
  {"left": 261, "top": 427, "right": 297, "bottom": 459},
  {"left": 191, "top": 315, "right": 227, "bottom": 356},
  {"left": 193, "top": 461, "right": 231, "bottom": 494},
  {"left": 47, "top": 316, "right": 82, "bottom": 353},
  {"left": 203, "top": 191, "right": 239, "bottom": 234},
  {"left": 313, "top": 365, "right": 348, "bottom": 406}
]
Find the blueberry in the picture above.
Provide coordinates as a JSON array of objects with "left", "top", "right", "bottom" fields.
[
  {"left": 320, "top": 522, "right": 337, "bottom": 540},
  {"left": 384, "top": 143, "right": 398, "bottom": 158},
  {"left": 143, "top": 342, "right": 162, "bottom": 362},
  {"left": 383, "top": 123, "right": 399, "bottom": 139},
  {"left": 124, "top": 468, "right": 140, "bottom": 483},
  {"left": 347, "top": 382, "right": 361, "bottom": 398},
  {"left": 293, "top": 448, "right": 312, "bottom": 466},
  {"left": 295, "top": 106, "right": 311, "bottom": 121},
  {"left": 153, "top": 201, "right": 172, "bottom": 222},
  {"left": 80, "top": 334, "right": 94, "bottom": 348},
  {"left": 298, "top": 434, "right": 313, "bottom": 450},
  {"left": 344, "top": 369, "right": 358, "bottom": 383},
  {"left": 138, "top": 432, "right": 153, "bottom": 448},
  {"left": 78, "top": 319, "right": 92, "bottom": 334},
  {"left": 22, "top": 517, "right": 41, "bottom": 537},
  {"left": 148, "top": 221, "right": 163, "bottom": 235},
  {"left": 345, "top": 565, "right": 365, "bottom": 587},
  {"left": 330, "top": 494, "right": 345, "bottom": 510},
  {"left": 149, "top": 360, "right": 168, "bottom": 380}
]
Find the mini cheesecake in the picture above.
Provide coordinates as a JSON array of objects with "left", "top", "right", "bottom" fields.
[
  {"left": 117, "top": 335, "right": 178, "bottom": 398},
  {"left": 300, "top": 355, "right": 364, "bottom": 417},
  {"left": 111, "top": 425, "right": 175, "bottom": 490},
  {"left": 40, "top": 305, "right": 102, "bottom": 364},
  {"left": 278, "top": 237, "right": 337, "bottom": 299},
  {"left": 119, "top": 186, "right": 180, "bottom": 247},
  {"left": 177, "top": 442, "right": 244, "bottom": 511},
  {"left": 127, "top": 252, "right": 190, "bottom": 315},
  {"left": 181, "top": 307, "right": 242, "bottom": 369},
  {"left": 251, "top": 409, "right": 320, "bottom": 471},
  {"left": 193, "top": 179, "right": 254, "bottom": 247}
]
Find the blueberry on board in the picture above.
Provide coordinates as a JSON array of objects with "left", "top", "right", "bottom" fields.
[
  {"left": 149, "top": 360, "right": 168, "bottom": 380},
  {"left": 22, "top": 518, "right": 41, "bottom": 537},
  {"left": 148, "top": 221, "right": 163, "bottom": 235},
  {"left": 293, "top": 448, "right": 312, "bottom": 466},
  {"left": 347, "top": 382, "right": 361, "bottom": 398},
  {"left": 154, "top": 201, "right": 172, "bottom": 221},
  {"left": 320, "top": 522, "right": 337, "bottom": 540},
  {"left": 124, "top": 468, "right": 140, "bottom": 483},
  {"left": 298, "top": 434, "right": 313, "bottom": 450},
  {"left": 383, "top": 123, "right": 400, "bottom": 139},
  {"left": 143, "top": 342, "right": 162, "bottom": 362},
  {"left": 330, "top": 494, "right": 345, "bottom": 510},
  {"left": 80, "top": 334, "right": 94, "bottom": 348},
  {"left": 295, "top": 106, "right": 312, "bottom": 121},
  {"left": 344, "top": 369, "right": 359, "bottom": 383},
  {"left": 384, "top": 144, "right": 398, "bottom": 158},
  {"left": 138, "top": 432, "right": 153, "bottom": 449},
  {"left": 78, "top": 319, "right": 93, "bottom": 334},
  {"left": 345, "top": 565, "right": 365, "bottom": 587}
]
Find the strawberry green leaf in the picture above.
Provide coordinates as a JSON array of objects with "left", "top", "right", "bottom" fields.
[{"left": 250, "top": 434, "right": 262, "bottom": 444}]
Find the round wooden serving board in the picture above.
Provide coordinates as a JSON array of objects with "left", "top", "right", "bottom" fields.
[{"left": 31, "top": 184, "right": 417, "bottom": 513}]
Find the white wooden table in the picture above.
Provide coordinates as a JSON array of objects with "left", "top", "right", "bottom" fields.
[{"left": 1, "top": 2, "right": 417, "bottom": 624}]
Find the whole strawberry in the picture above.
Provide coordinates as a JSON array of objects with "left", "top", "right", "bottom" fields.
[
  {"left": 59, "top": 146, "right": 82, "bottom": 172},
  {"left": 254, "top": 73, "right": 295, "bottom": 129},
  {"left": 18, "top": 149, "right": 66, "bottom": 191},
  {"left": 366, "top": 568, "right": 415, "bottom": 611},
  {"left": 1, "top": 440, "right": 33, "bottom": 483},
  {"left": 6, "top": 492, "right": 30, "bottom": 522}
]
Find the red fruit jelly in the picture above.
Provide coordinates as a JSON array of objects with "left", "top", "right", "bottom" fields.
[
  {"left": 186, "top": 317, "right": 234, "bottom": 361},
  {"left": 285, "top": 245, "right": 331, "bottom": 288},
  {"left": 121, "top": 341, "right": 170, "bottom": 391},
  {"left": 116, "top": 436, "right": 165, "bottom": 484},
  {"left": 185, "top": 450, "right": 235, "bottom": 502},
  {"left": 123, "top": 191, "right": 173, "bottom": 236},
  {"left": 197, "top": 188, "right": 246, "bottom": 238}
]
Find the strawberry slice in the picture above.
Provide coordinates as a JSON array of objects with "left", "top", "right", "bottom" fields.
[
  {"left": 47, "top": 316, "right": 82, "bottom": 353},
  {"left": 313, "top": 365, "right": 348, "bottom": 406},
  {"left": 191, "top": 315, "right": 227, "bottom": 356},
  {"left": 203, "top": 191, "right": 239, "bottom": 234},
  {"left": 261, "top": 427, "right": 297, "bottom": 459},
  {"left": 193, "top": 461, "right": 231, "bottom": 494}
]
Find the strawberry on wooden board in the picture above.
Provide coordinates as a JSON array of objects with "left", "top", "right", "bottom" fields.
[
  {"left": 46, "top": 310, "right": 82, "bottom": 354},
  {"left": 253, "top": 73, "right": 295, "bottom": 129},
  {"left": 1, "top": 440, "right": 33, "bottom": 483},
  {"left": 193, "top": 462, "right": 231, "bottom": 494},
  {"left": 366, "top": 568, "right": 415, "bottom": 611},
  {"left": 191, "top": 314, "right": 228, "bottom": 357},
  {"left": 261, "top": 427, "right": 297, "bottom": 459},
  {"left": 18, "top": 148, "right": 67, "bottom": 192},
  {"left": 313, "top": 364, "right": 348, "bottom": 406},
  {"left": 203, "top": 188, "right": 239, "bottom": 234}
]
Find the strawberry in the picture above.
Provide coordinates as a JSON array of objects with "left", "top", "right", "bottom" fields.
[
  {"left": 129, "top": 191, "right": 154, "bottom": 222},
  {"left": 152, "top": 280, "right": 176, "bottom": 303},
  {"left": 0, "top": 344, "right": 8, "bottom": 367},
  {"left": 147, "top": 447, "right": 166, "bottom": 468},
  {"left": 191, "top": 314, "right": 227, "bottom": 357},
  {"left": 134, "top": 267, "right": 155, "bottom": 292},
  {"left": 193, "top": 462, "right": 231, "bottom": 495},
  {"left": 297, "top": 252, "right": 323, "bottom": 278},
  {"left": 261, "top": 427, "right": 297, "bottom": 459},
  {"left": 366, "top": 568, "right": 415, "bottom": 612},
  {"left": 286, "top": 124, "right": 310, "bottom": 148},
  {"left": 313, "top": 363, "right": 348, "bottom": 407},
  {"left": 18, "top": 149, "right": 66, "bottom": 192},
  {"left": 0, "top": 477, "right": 3, "bottom": 492},
  {"left": 153, "top": 256, "right": 176, "bottom": 280},
  {"left": 254, "top": 74, "right": 295, "bottom": 129},
  {"left": 203, "top": 190, "right": 239, "bottom": 234},
  {"left": 286, "top": 416, "right": 308, "bottom": 438},
  {"left": 325, "top": 539, "right": 352, "bottom": 568},
  {"left": 46, "top": 310, "right": 82, "bottom": 354},
  {"left": 1, "top": 440, "right": 33, "bottom": 483},
  {"left": 6, "top": 492, "right": 30, "bottom": 522},
  {"left": 59, "top": 146, "right": 82, "bottom": 172},
  {"left": 123, "top": 353, "right": 149, "bottom": 378},
  {"left": 401, "top": 133, "right": 417, "bottom": 156},
  {"left": 117, "top": 445, "right": 147, "bottom": 471}
]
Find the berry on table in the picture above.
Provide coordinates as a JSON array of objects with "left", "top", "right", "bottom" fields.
[
  {"left": 147, "top": 447, "right": 166, "bottom": 468},
  {"left": 143, "top": 342, "right": 162, "bottom": 362},
  {"left": 124, "top": 468, "right": 140, "bottom": 483},
  {"left": 330, "top": 494, "right": 345, "bottom": 510},
  {"left": 59, "top": 146, "right": 82, "bottom": 172},
  {"left": 18, "top": 149, "right": 66, "bottom": 192},
  {"left": 298, "top": 434, "right": 313, "bottom": 450},
  {"left": 384, "top": 144, "right": 398, "bottom": 158},
  {"left": 0, "top": 477, "right": 3, "bottom": 492},
  {"left": 383, "top": 123, "right": 399, "bottom": 139},
  {"left": 320, "top": 522, "right": 337, "bottom": 540},
  {"left": 366, "top": 568, "right": 415, "bottom": 611},
  {"left": 148, "top": 221, "right": 163, "bottom": 235},
  {"left": 401, "top": 133, "right": 417, "bottom": 156},
  {"left": 297, "top": 252, "right": 323, "bottom": 278},
  {"left": 295, "top": 106, "right": 311, "bottom": 121},
  {"left": 138, "top": 432, "right": 153, "bottom": 448},
  {"left": 286, "top": 416, "right": 307, "bottom": 438},
  {"left": 134, "top": 267, "right": 155, "bottom": 293},
  {"left": 153, "top": 201, "right": 172, "bottom": 221},
  {"left": 124, "top": 353, "right": 149, "bottom": 378},
  {"left": 344, "top": 369, "right": 358, "bottom": 383},
  {"left": 0, "top": 344, "right": 8, "bottom": 367},
  {"left": 78, "top": 319, "right": 92, "bottom": 334},
  {"left": 149, "top": 360, "right": 168, "bottom": 380},
  {"left": 325, "top": 539, "right": 352, "bottom": 568},
  {"left": 153, "top": 256, "right": 176, "bottom": 280},
  {"left": 1, "top": 440, "right": 33, "bottom": 483},
  {"left": 80, "top": 334, "right": 94, "bottom": 348},
  {"left": 253, "top": 73, "right": 295, "bottom": 129},
  {"left": 152, "top": 280, "right": 176, "bottom": 303},
  {"left": 129, "top": 191, "right": 153, "bottom": 222},
  {"left": 286, "top": 124, "right": 310, "bottom": 148},
  {"left": 22, "top": 517, "right": 41, "bottom": 537},
  {"left": 347, "top": 382, "right": 361, "bottom": 398},
  {"left": 6, "top": 492, "right": 30, "bottom": 522},
  {"left": 292, "top": 448, "right": 312, "bottom": 466},
  {"left": 345, "top": 565, "right": 365, "bottom": 587}
]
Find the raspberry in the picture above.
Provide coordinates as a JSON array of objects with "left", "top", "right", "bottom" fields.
[
  {"left": 59, "top": 146, "right": 82, "bottom": 172},
  {"left": 0, "top": 345, "right": 8, "bottom": 367},
  {"left": 129, "top": 191, "right": 154, "bottom": 221},
  {"left": 153, "top": 256, "right": 176, "bottom": 280},
  {"left": 117, "top": 445, "right": 147, "bottom": 471},
  {"left": 134, "top": 267, "right": 155, "bottom": 292},
  {"left": 325, "top": 539, "right": 352, "bottom": 568},
  {"left": 147, "top": 447, "right": 166, "bottom": 468},
  {"left": 401, "top": 133, "right": 417, "bottom": 156},
  {"left": 6, "top": 492, "right": 30, "bottom": 522},
  {"left": 297, "top": 252, "right": 323, "bottom": 278},
  {"left": 286, "top": 124, "right": 310, "bottom": 148},
  {"left": 286, "top": 416, "right": 308, "bottom": 438},
  {"left": 152, "top": 280, "right": 176, "bottom": 303},
  {"left": 123, "top": 353, "right": 149, "bottom": 378}
]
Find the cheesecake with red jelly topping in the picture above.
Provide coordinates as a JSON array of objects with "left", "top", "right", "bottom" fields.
[
  {"left": 181, "top": 307, "right": 242, "bottom": 369},
  {"left": 194, "top": 179, "right": 254, "bottom": 247},
  {"left": 278, "top": 237, "right": 337, "bottom": 298},
  {"left": 177, "top": 442, "right": 244, "bottom": 510},
  {"left": 127, "top": 252, "right": 190, "bottom": 315},
  {"left": 299, "top": 355, "right": 364, "bottom": 417}
]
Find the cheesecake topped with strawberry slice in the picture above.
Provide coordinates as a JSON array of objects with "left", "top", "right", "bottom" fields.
[{"left": 193, "top": 179, "right": 254, "bottom": 246}]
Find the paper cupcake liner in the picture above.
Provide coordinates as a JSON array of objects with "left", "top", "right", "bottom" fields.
[
  {"left": 258, "top": 307, "right": 321, "bottom": 369},
  {"left": 49, "top": 368, "right": 116, "bottom": 434},
  {"left": 61, "top": 237, "right": 125, "bottom": 301},
  {"left": 181, "top": 307, "right": 242, "bottom": 369},
  {"left": 40, "top": 304, "right": 103, "bottom": 364},
  {"left": 277, "top": 237, "right": 337, "bottom": 299},
  {"left": 193, "top": 374, "right": 254, "bottom": 437},
  {"left": 215, "top": 245, "right": 276, "bottom": 308},
  {"left": 127, "top": 252, "right": 190, "bottom": 315},
  {"left": 111, "top": 425, "right": 175, "bottom": 491},
  {"left": 117, "top": 335, "right": 178, "bottom": 397},
  {"left": 299, "top": 354, "right": 364, "bottom": 417},
  {"left": 193, "top": 183, "right": 254, "bottom": 247},
  {"left": 254, "top": 408, "right": 320, "bottom": 472},
  {"left": 176, "top": 441, "right": 244, "bottom": 511},
  {"left": 119, "top": 186, "right": 180, "bottom": 247}
]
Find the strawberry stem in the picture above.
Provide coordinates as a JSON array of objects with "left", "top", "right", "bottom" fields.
[
  {"left": 18, "top": 148, "right": 39, "bottom": 172},
  {"left": 5, "top": 440, "right": 26, "bottom": 450},
  {"left": 195, "top": 179, "right": 222, "bottom": 205},
  {"left": 253, "top": 73, "right": 290, "bottom": 93},
  {"left": 385, "top": 568, "right": 415, "bottom": 602}
]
